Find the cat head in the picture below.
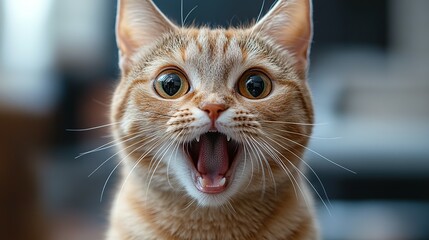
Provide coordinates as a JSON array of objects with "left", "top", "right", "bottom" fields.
[{"left": 112, "top": 0, "right": 314, "bottom": 207}]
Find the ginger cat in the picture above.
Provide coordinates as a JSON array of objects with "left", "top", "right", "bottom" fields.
[{"left": 107, "top": 0, "right": 318, "bottom": 239}]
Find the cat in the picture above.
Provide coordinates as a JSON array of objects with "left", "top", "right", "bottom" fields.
[{"left": 107, "top": 0, "right": 318, "bottom": 239}]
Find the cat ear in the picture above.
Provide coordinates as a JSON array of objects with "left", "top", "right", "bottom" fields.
[
  {"left": 116, "top": 0, "right": 178, "bottom": 73},
  {"left": 252, "top": 0, "right": 313, "bottom": 71}
]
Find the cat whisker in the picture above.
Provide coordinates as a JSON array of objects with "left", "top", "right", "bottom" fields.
[
  {"left": 145, "top": 130, "right": 184, "bottom": 200},
  {"left": 263, "top": 125, "right": 342, "bottom": 140},
  {"left": 166, "top": 139, "right": 182, "bottom": 190},
  {"left": 243, "top": 136, "right": 267, "bottom": 199},
  {"left": 241, "top": 137, "right": 257, "bottom": 191},
  {"left": 180, "top": 0, "right": 184, "bottom": 27},
  {"left": 73, "top": 118, "right": 164, "bottom": 160},
  {"left": 88, "top": 131, "right": 158, "bottom": 177},
  {"left": 135, "top": 137, "right": 170, "bottom": 190},
  {"left": 77, "top": 130, "right": 145, "bottom": 159},
  {"left": 100, "top": 136, "right": 152, "bottom": 202},
  {"left": 251, "top": 135, "right": 310, "bottom": 208},
  {"left": 67, "top": 117, "right": 153, "bottom": 133},
  {"left": 262, "top": 135, "right": 332, "bottom": 208},
  {"left": 256, "top": 0, "right": 266, "bottom": 24},
  {"left": 261, "top": 135, "right": 332, "bottom": 215},
  {"left": 182, "top": 197, "right": 197, "bottom": 211},
  {"left": 259, "top": 140, "right": 299, "bottom": 198},
  {"left": 250, "top": 135, "right": 277, "bottom": 196},
  {"left": 110, "top": 134, "right": 160, "bottom": 188},
  {"left": 66, "top": 122, "right": 121, "bottom": 132},
  {"left": 148, "top": 131, "right": 183, "bottom": 177},
  {"left": 148, "top": 132, "right": 182, "bottom": 187},
  {"left": 228, "top": 15, "right": 237, "bottom": 27},
  {"left": 66, "top": 121, "right": 122, "bottom": 132},
  {"left": 183, "top": 5, "right": 198, "bottom": 27},
  {"left": 273, "top": 133, "right": 356, "bottom": 174},
  {"left": 250, "top": 0, "right": 278, "bottom": 40},
  {"left": 223, "top": 199, "right": 237, "bottom": 216},
  {"left": 240, "top": 141, "right": 255, "bottom": 191},
  {"left": 118, "top": 134, "right": 170, "bottom": 201},
  {"left": 260, "top": 120, "right": 328, "bottom": 126},
  {"left": 256, "top": 137, "right": 306, "bottom": 209}
]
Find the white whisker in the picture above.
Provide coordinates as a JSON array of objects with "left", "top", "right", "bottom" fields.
[
  {"left": 243, "top": 136, "right": 267, "bottom": 199},
  {"left": 100, "top": 138, "right": 149, "bottom": 202},
  {"left": 273, "top": 133, "right": 356, "bottom": 174},
  {"left": 77, "top": 130, "right": 144, "bottom": 159},
  {"left": 182, "top": 198, "right": 197, "bottom": 211},
  {"left": 88, "top": 131, "right": 158, "bottom": 177},
  {"left": 265, "top": 135, "right": 331, "bottom": 207},
  {"left": 184, "top": 5, "right": 198, "bottom": 26},
  {"left": 264, "top": 126, "right": 341, "bottom": 140},
  {"left": 66, "top": 121, "right": 121, "bottom": 132},
  {"left": 166, "top": 137, "right": 182, "bottom": 189},
  {"left": 240, "top": 140, "right": 254, "bottom": 191},
  {"left": 256, "top": 0, "right": 266, "bottom": 23},
  {"left": 180, "top": 0, "right": 184, "bottom": 27},
  {"left": 261, "top": 135, "right": 331, "bottom": 215},
  {"left": 250, "top": 135, "right": 277, "bottom": 195},
  {"left": 117, "top": 134, "right": 171, "bottom": 201},
  {"left": 261, "top": 120, "right": 328, "bottom": 126},
  {"left": 145, "top": 130, "right": 184, "bottom": 200},
  {"left": 256, "top": 137, "right": 309, "bottom": 210}
]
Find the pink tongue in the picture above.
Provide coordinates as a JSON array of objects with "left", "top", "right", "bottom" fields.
[{"left": 197, "top": 133, "right": 229, "bottom": 180}]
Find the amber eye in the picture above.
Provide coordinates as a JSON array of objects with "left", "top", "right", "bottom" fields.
[
  {"left": 154, "top": 69, "right": 189, "bottom": 99},
  {"left": 238, "top": 71, "right": 272, "bottom": 99}
]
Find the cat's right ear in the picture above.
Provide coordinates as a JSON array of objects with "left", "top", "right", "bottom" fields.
[
  {"left": 116, "top": 0, "right": 178, "bottom": 73},
  {"left": 251, "top": 0, "right": 312, "bottom": 73}
]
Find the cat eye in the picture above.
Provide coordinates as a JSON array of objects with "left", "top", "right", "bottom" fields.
[
  {"left": 154, "top": 69, "right": 189, "bottom": 99},
  {"left": 238, "top": 70, "right": 272, "bottom": 99}
]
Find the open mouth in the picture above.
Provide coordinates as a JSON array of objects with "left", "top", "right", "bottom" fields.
[{"left": 185, "top": 132, "right": 240, "bottom": 194}]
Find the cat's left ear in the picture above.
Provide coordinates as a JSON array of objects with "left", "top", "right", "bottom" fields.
[
  {"left": 116, "top": 0, "right": 178, "bottom": 74},
  {"left": 252, "top": 0, "right": 313, "bottom": 72}
]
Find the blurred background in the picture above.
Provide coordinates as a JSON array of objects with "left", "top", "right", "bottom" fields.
[{"left": 0, "top": 0, "right": 428, "bottom": 239}]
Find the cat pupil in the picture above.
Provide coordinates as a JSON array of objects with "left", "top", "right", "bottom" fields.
[
  {"left": 246, "top": 75, "right": 265, "bottom": 97},
  {"left": 160, "top": 74, "right": 182, "bottom": 96}
]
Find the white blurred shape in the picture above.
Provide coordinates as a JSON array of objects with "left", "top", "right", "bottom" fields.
[
  {"left": 54, "top": 0, "right": 109, "bottom": 75},
  {"left": 0, "top": 0, "right": 57, "bottom": 114}
]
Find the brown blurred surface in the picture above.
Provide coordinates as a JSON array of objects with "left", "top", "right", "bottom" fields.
[{"left": 0, "top": 108, "right": 50, "bottom": 240}]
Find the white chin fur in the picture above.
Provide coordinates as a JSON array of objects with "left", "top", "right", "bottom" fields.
[{"left": 170, "top": 152, "right": 249, "bottom": 207}]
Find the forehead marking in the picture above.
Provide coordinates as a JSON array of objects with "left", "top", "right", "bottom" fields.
[{"left": 184, "top": 30, "right": 244, "bottom": 89}]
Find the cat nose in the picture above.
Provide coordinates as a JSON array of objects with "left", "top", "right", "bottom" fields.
[{"left": 200, "top": 104, "right": 227, "bottom": 128}]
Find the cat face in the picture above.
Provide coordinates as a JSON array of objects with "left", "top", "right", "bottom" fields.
[{"left": 112, "top": 0, "right": 313, "bottom": 206}]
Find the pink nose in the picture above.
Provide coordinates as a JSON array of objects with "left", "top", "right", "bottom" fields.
[{"left": 200, "top": 104, "right": 227, "bottom": 129}]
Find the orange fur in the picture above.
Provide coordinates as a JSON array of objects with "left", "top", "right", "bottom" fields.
[{"left": 107, "top": 0, "right": 318, "bottom": 239}]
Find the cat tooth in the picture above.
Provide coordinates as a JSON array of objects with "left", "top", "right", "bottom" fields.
[
  {"left": 227, "top": 136, "right": 231, "bottom": 142},
  {"left": 219, "top": 177, "right": 226, "bottom": 187},
  {"left": 197, "top": 176, "right": 204, "bottom": 187},
  {"left": 196, "top": 136, "right": 200, "bottom": 142},
  {"left": 197, "top": 177, "right": 213, "bottom": 187}
]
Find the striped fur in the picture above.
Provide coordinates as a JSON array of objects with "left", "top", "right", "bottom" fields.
[{"left": 108, "top": 0, "right": 318, "bottom": 239}]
